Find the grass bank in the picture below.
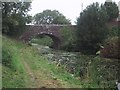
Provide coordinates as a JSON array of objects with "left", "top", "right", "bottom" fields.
[
  {"left": 2, "top": 36, "right": 29, "bottom": 88},
  {"left": 2, "top": 36, "right": 82, "bottom": 88},
  {"left": 2, "top": 35, "right": 119, "bottom": 88}
]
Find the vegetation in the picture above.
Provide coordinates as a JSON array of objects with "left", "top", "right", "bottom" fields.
[
  {"left": 100, "top": 20, "right": 119, "bottom": 58},
  {"left": 88, "top": 56, "right": 119, "bottom": 88},
  {"left": 30, "top": 35, "right": 53, "bottom": 46},
  {"left": 2, "top": 36, "right": 27, "bottom": 87},
  {"left": 76, "top": 2, "right": 108, "bottom": 54},
  {"left": 2, "top": 36, "right": 119, "bottom": 88},
  {"left": 108, "top": 26, "right": 119, "bottom": 37},
  {"left": 2, "top": 0, "right": 119, "bottom": 88},
  {"left": 102, "top": 1, "right": 119, "bottom": 21},
  {"left": 60, "top": 27, "right": 77, "bottom": 51},
  {"left": 99, "top": 1, "right": 119, "bottom": 59},
  {"left": 75, "top": 2, "right": 119, "bottom": 87},
  {"left": 71, "top": 55, "right": 119, "bottom": 88},
  {"left": 100, "top": 36, "right": 120, "bottom": 59},
  {"left": 2, "top": 36, "right": 83, "bottom": 88},
  {"left": 2, "top": 2, "right": 32, "bottom": 36},
  {"left": 33, "top": 10, "right": 71, "bottom": 24}
]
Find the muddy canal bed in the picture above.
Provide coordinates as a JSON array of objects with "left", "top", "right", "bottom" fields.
[{"left": 32, "top": 44, "right": 88, "bottom": 75}]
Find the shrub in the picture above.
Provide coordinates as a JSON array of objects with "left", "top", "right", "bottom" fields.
[
  {"left": 100, "top": 36, "right": 120, "bottom": 59},
  {"left": 108, "top": 26, "right": 119, "bottom": 37},
  {"left": 60, "top": 27, "right": 77, "bottom": 51}
]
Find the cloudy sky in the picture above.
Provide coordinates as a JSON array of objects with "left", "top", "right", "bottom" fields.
[{"left": 28, "top": 0, "right": 120, "bottom": 25}]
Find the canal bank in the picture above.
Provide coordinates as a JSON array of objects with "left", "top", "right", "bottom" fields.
[{"left": 32, "top": 44, "right": 119, "bottom": 88}]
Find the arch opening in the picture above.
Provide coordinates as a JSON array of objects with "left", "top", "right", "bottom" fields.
[{"left": 30, "top": 33, "right": 61, "bottom": 49}]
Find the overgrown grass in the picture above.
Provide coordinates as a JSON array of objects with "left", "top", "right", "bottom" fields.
[
  {"left": 2, "top": 36, "right": 83, "bottom": 88},
  {"left": 2, "top": 36, "right": 27, "bottom": 88},
  {"left": 20, "top": 46, "right": 82, "bottom": 88},
  {"left": 2, "top": 35, "right": 119, "bottom": 88},
  {"left": 72, "top": 55, "right": 119, "bottom": 88},
  {"left": 89, "top": 56, "right": 119, "bottom": 88}
]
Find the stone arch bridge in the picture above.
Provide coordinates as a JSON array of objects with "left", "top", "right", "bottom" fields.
[{"left": 20, "top": 25, "right": 76, "bottom": 49}]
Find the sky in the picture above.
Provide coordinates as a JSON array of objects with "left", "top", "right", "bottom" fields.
[{"left": 28, "top": 0, "right": 120, "bottom": 25}]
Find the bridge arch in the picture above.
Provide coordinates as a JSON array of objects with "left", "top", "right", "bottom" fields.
[
  {"left": 30, "top": 33, "right": 61, "bottom": 49},
  {"left": 20, "top": 25, "right": 77, "bottom": 49},
  {"left": 20, "top": 25, "right": 62, "bottom": 49}
]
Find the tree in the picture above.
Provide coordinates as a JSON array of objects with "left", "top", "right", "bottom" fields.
[
  {"left": 33, "top": 10, "right": 71, "bottom": 25},
  {"left": 60, "top": 27, "right": 77, "bottom": 51},
  {"left": 76, "top": 2, "right": 108, "bottom": 54},
  {"left": 2, "top": 2, "right": 32, "bottom": 35},
  {"left": 103, "top": 1, "right": 119, "bottom": 21}
]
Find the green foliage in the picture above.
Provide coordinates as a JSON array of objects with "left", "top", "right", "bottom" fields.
[
  {"left": 73, "top": 55, "right": 119, "bottom": 88},
  {"left": 2, "top": 36, "right": 26, "bottom": 88},
  {"left": 52, "top": 16, "right": 71, "bottom": 24},
  {"left": 56, "top": 53, "right": 119, "bottom": 88},
  {"left": 60, "top": 27, "right": 77, "bottom": 51},
  {"left": 33, "top": 10, "right": 71, "bottom": 24},
  {"left": 108, "top": 26, "right": 119, "bottom": 37},
  {"left": 90, "top": 56, "right": 119, "bottom": 88},
  {"left": 2, "top": 35, "right": 119, "bottom": 88},
  {"left": 100, "top": 36, "right": 120, "bottom": 59},
  {"left": 76, "top": 2, "right": 108, "bottom": 54},
  {"left": 2, "top": 47, "right": 12, "bottom": 67},
  {"left": 103, "top": 1, "right": 119, "bottom": 21},
  {"left": 100, "top": 26, "right": 120, "bottom": 59},
  {"left": 2, "top": 2, "right": 32, "bottom": 35},
  {"left": 2, "top": 36, "right": 24, "bottom": 71},
  {"left": 2, "top": 66, "right": 26, "bottom": 88},
  {"left": 30, "top": 35, "right": 53, "bottom": 46},
  {"left": 23, "top": 47, "right": 82, "bottom": 88},
  {"left": 2, "top": 36, "right": 82, "bottom": 88}
]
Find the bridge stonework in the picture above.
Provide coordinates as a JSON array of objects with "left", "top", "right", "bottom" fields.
[{"left": 20, "top": 25, "right": 76, "bottom": 49}]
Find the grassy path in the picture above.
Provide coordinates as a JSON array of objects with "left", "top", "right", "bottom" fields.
[
  {"left": 20, "top": 53, "right": 38, "bottom": 87},
  {"left": 2, "top": 36, "right": 119, "bottom": 88},
  {"left": 20, "top": 48, "right": 65, "bottom": 88},
  {"left": 2, "top": 36, "right": 82, "bottom": 88}
]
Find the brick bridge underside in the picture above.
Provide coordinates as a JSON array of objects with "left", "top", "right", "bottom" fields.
[{"left": 20, "top": 25, "right": 76, "bottom": 49}]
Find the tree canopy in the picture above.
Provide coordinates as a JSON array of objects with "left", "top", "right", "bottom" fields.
[
  {"left": 76, "top": 2, "right": 109, "bottom": 54},
  {"left": 2, "top": 2, "right": 32, "bottom": 35},
  {"left": 102, "top": 1, "right": 119, "bottom": 21},
  {"left": 33, "top": 10, "right": 71, "bottom": 25}
]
